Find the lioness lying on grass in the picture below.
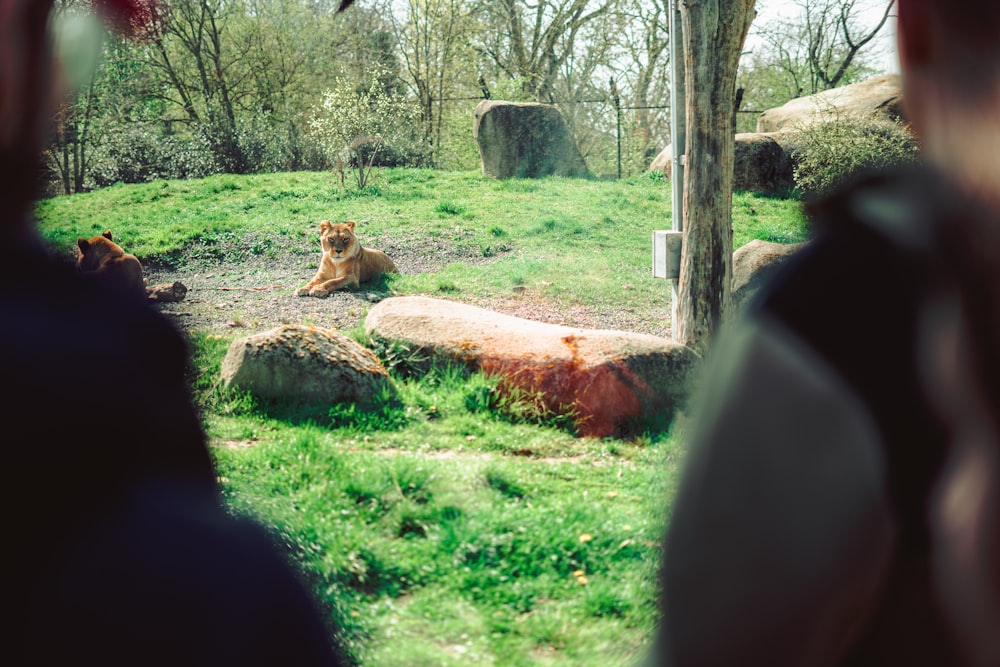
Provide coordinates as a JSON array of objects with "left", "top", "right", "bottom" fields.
[
  {"left": 295, "top": 220, "right": 397, "bottom": 297},
  {"left": 76, "top": 230, "right": 147, "bottom": 298}
]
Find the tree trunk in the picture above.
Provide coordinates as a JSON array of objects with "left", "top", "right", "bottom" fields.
[{"left": 675, "top": 0, "right": 756, "bottom": 356}]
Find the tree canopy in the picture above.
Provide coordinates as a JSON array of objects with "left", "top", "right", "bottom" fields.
[{"left": 47, "top": 0, "right": 896, "bottom": 193}]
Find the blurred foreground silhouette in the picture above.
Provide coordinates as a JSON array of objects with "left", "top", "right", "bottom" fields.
[
  {"left": 2, "top": 1, "right": 347, "bottom": 663},
  {"left": 650, "top": 1, "right": 1000, "bottom": 665}
]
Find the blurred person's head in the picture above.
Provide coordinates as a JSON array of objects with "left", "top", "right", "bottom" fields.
[
  {"left": 0, "top": 0, "right": 141, "bottom": 238},
  {"left": 0, "top": 0, "right": 57, "bottom": 234},
  {"left": 897, "top": 0, "right": 1000, "bottom": 203},
  {"left": 899, "top": 5, "right": 1000, "bottom": 664}
]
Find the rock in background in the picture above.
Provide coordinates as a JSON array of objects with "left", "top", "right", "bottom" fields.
[
  {"left": 652, "top": 133, "right": 794, "bottom": 193},
  {"left": 651, "top": 75, "right": 907, "bottom": 196},
  {"left": 474, "top": 100, "right": 590, "bottom": 179},
  {"left": 732, "top": 239, "right": 807, "bottom": 314},
  {"left": 756, "top": 74, "right": 904, "bottom": 133}
]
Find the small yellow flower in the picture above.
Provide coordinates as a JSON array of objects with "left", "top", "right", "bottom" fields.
[
  {"left": 579, "top": 533, "right": 593, "bottom": 543},
  {"left": 606, "top": 491, "right": 619, "bottom": 498},
  {"left": 576, "top": 575, "right": 589, "bottom": 585},
  {"left": 622, "top": 524, "right": 632, "bottom": 531},
  {"left": 573, "top": 569, "right": 585, "bottom": 577}
]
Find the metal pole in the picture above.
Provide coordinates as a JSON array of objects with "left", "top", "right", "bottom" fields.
[
  {"left": 668, "top": 0, "right": 685, "bottom": 340},
  {"left": 611, "top": 78, "right": 622, "bottom": 179}
]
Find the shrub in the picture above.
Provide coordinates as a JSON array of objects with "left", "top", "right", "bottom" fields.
[
  {"left": 87, "top": 123, "right": 219, "bottom": 188},
  {"left": 308, "top": 67, "right": 420, "bottom": 188},
  {"left": 85, "top": 110, "right": 334, "bottom": 189},
  {"left": 347, "top": 135, "right": 432, "bottom": 169},
  {"left": 792, "top": 114, "right": 922, "bottom": 200},
  {"left": 237, "top": 112, "right": 333, "bottom": 173}
]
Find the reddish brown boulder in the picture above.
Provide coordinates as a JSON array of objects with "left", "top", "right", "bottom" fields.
[{"left": 365, "top": 296, "right": 700, "bottom": 437}]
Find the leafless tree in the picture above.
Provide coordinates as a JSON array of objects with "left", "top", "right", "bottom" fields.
[
  {"left": 386, "top": 0, "right": 476, "bottom": 157},
  {"left": 475, "top": 0, "right": 615, "bottom": 102},
  {"left": 750, "top": 0, "right": 895, "bottom": 98}
]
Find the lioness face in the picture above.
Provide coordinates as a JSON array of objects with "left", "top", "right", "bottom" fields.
[{"left": 320, "top": 220, "right": 358, "bottom": 258}]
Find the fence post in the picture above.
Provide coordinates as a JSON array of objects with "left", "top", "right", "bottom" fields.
[
  {"left": 611, "top": 78, "right": 622, "bottom": 179},
  {"left": 734, "top": 86, "right": 744, "bottom": 130},
  {"left": 668, "top": 0, "right": 685, "bottom": 340}
]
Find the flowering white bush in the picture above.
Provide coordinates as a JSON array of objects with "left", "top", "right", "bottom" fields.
[
  {"left": 793, "top": 114, "right": 921, "bottom": 200},
  {"left": 308, "top": 69, "right": 419, "bottom": 188}
]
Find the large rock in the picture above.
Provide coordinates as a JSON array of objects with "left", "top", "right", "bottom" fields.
[
  {"left": 651, "top": 133, "right": 793, "bottom": 193},
  {"left": 220, "top": 324, "right": 391, "bottom": 404},
  {"left": 756, "top": 74, "right": 904, "bottom": 133},
  {"left": 649, "top": 146, "right": 672, "bottom": 175},
  {"left": 732, "top": 239, "right": 807, "bottom": 313},
  {"left": 473, "top": 100, "right": 590, "bottom": 179},
  {"left": 732, "top": 133, "right": 795, "bottom": 193},
  {"left": 651, "top": 76, "right": 904, "bottom": 192},
  {"left": 365, "top": 296, "right": 700, "bottom": 438}
]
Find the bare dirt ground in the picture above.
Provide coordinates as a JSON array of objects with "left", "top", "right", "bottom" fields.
[{"left": 143, "top": 231, "right": 670, "bottom": 338}]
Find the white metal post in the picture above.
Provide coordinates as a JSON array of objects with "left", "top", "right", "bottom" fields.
[{"left": 668, "top": 0, "right": 685, "bottom": 340}]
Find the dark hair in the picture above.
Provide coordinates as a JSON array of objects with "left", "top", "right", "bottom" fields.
[{"left": 0, "top": 0, "right": 55, "bottom": 216}]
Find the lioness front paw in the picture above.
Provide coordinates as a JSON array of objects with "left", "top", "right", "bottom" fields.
[
  {"left": 308, "top": 287, "right": 329, "bottom": 298},
  {"left": 295, "top": 287, "right": 311, "bottom": 297}
]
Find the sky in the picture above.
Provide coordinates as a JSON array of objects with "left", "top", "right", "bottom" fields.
[{"left": 750, "top": 0, "right": 900, "bottom": 74}]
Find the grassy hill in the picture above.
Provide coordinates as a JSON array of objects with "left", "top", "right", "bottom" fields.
[{"left": 34, "top": 168, "right": 807, "bottom": 666}]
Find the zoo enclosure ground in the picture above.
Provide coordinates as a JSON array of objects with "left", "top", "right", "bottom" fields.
[
  {"left": 142, "top": 229, "right": 671, "bottom": 339},
  {"left": 35, "top": 168, "right": 807, "bottom": 667}
]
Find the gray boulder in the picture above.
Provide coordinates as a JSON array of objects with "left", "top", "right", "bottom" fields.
[
  {"left": 651, "top": 76, "right": 904, "bottom": 193},
  {"left": 756, "top": 74, "right": 904, "bottom": 133},
  {"left": 651, "top": 132, "right": 793, "bottom": 194},
  {"left": 220, "top": 324, "right": 391, "bottom": 404},
  {"left": 732, "top": 239, "right": 807, "bottom": 313},
  {"left": 365, "top": 296, "right": 700, "bottom": 438},
  {"left": 649, "top": 146, "right": 672, "bottom": 175},
  {"left": 473, "top": 100, "right": 590, "bottom": 179},
  {"left": 733, "top": 133, "right": 794, "bottom": 193}
]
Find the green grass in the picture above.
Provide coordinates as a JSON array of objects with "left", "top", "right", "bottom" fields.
[
  {"left": 203, "top": 358, "right": 684, "bottom": 666},
  {"left": 35, "top": 168, "right": 804, "bottom": 666},
  {"left": 36, "top": 169, "right": 806, "bottom": 323}
]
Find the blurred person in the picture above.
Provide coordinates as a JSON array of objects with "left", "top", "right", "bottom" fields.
[
  {"left": 650, "top": 1, "right": 1000, "bottom": 665},
  {"left": 2, "top": 1, "right": 346, "bottom": 663}
]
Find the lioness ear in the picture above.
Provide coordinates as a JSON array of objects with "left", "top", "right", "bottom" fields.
[
  {"left": 77, "top": 238, "right": 88, "bottom": 252},
  {"left": 102, "top": 230, "right": 113, "bottom": 241},
  {"left": 319, "top": 220, "right": 331, "bottom": 233},
  {"left": 345, "top": 220, "right": 356, "bottom": 230}
]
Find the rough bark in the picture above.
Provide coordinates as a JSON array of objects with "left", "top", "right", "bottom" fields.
[{"left": 675, "top": 0, "right": 757, "bottom": 356}]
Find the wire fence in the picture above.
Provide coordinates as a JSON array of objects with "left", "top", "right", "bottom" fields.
[{"left": 429, "top": 81, "right": 765, "bottom": 179}]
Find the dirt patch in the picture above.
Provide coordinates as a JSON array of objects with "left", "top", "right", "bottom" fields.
[{"left": 143, "top": 232, "right": 670, "bottom": 338}]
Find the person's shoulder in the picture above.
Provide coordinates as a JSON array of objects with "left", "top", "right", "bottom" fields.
[
  {"left": 0, "top": 240, "right": 183, "bottom": 347},
  {"left": 750, "top": 166, "right": 954, "bottom": 329},
  {"left": 733, "top": 166, "right": 967, "bottom": 424}
]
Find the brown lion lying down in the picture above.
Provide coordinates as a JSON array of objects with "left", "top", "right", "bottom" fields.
[
  {"left": 295, "top": 220, "right": 397, "bottom": 297},
  {"left": 76, "top": 230, "right": 147, "bottom": 298}
]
